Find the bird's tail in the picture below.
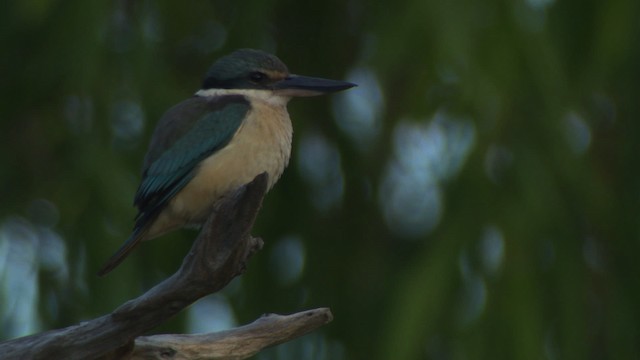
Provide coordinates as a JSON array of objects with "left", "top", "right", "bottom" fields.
[{"left": 97, "top": 226, "right": 150, "bottom": 277}]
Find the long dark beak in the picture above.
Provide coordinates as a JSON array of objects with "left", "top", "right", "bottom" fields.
[{"left": 273, "top": 75, "right": 356, "bottom": 97}]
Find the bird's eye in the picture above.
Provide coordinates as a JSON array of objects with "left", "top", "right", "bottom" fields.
[{"left": 249, "top": 71, "right": 267, "bottom": 83}]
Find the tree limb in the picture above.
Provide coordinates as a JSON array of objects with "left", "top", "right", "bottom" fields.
[
  {"left": 0, "top": 173, "right": 331, "bottom": 360},
  {"left": 130, "top": 308, "right": 334, "bottom": 360}
]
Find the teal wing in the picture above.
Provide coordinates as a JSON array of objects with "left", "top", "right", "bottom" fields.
[
  {"left": 97, "top": 94, "right": 249, "bottom": 276},
  {"left": 134, "top": 95, "right": 249, "bottom": 221}
]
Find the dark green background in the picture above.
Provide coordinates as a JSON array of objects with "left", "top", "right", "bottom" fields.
[{"left": 1, "top": 1, "right": 639, "bottom": 359}]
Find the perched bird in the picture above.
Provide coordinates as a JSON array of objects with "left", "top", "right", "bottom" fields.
[{"left": 98, "top": 49, "right": 355, "bottom": 276}]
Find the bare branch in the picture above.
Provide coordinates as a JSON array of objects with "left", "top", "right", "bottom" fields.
[
  {"left": 0, "top": 174, "right": 269, "bottom": 360},
  {"left": 130, "top": 308, "right": 334, "bottom": 360}
]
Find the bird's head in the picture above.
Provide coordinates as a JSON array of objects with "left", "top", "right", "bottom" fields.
[{"left": 201, "top": 49, "right": 355, "bottom": 98}]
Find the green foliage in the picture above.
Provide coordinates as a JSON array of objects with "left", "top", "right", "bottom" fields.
[{"left": 1, "top": 0, "right": 639, "bottom": 359}]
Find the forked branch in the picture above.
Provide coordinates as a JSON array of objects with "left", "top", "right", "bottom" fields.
[{"left": 0, "top": 174, "right": 334, "bottom": 360}]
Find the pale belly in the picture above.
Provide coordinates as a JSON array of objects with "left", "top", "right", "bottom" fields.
[{"left": 146, "top": 103, "right": 292, "bottom": 239}]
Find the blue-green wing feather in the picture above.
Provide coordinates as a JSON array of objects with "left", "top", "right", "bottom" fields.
[
  {"left": 133, "top": 95, "right": 250, "bottom": 226},
  {"left": 97, "top": 95, "right": 250, "bottom": 276}
]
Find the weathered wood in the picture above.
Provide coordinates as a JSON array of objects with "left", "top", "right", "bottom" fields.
[
  {"left": 130, "top": 308, "right": 334, "bottom": 360},
  {"left": 0, "top": 174, "right": 270, "bottom": 360}
]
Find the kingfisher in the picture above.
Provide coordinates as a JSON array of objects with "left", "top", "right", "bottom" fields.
[{"left": 98, "top": 49, "right": 355, "bottom": 276}]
